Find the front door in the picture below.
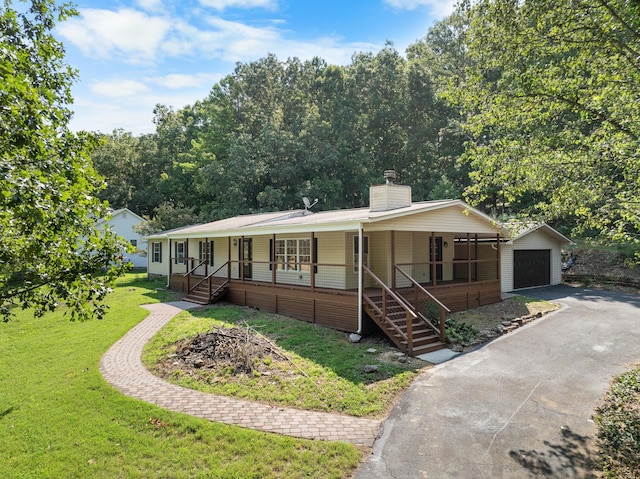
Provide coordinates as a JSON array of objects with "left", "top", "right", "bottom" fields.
[
  {"left": 242, "top": 238, "right": 252, "bottom": 279},
  {"left": 429, "top": 236, "right": 443, "bottom": 282}
]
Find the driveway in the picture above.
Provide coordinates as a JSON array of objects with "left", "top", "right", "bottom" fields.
[{"left": 356, "top": 285, "right": 640, "bottom": 478}]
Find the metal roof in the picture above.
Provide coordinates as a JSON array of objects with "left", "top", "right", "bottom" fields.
[{"left": 144, "top": 199, "right": 506, "bottom": 240}]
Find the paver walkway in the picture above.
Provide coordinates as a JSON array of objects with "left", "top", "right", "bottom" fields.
[{"left": 100, "top": 301, "right": 381, "bottom": 446}]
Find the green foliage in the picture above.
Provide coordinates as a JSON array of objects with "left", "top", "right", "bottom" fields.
[
  {"left": 445, "top": 318, "right": 479, "bottom": 345},
  {"left": 0, "top": 0, "right": 129, "bottom": 321},
  {"left": 454, "top": 0, "right": 640, "bottom": 256},
  {"left": 0, "top": 274, "right": 360, "bottom": 478},
  {"left": 595, "top": 367, "right": 640, "bottom": 478},
  {"left": 91, "top": 38, "right": 469, "bottom": 224}
]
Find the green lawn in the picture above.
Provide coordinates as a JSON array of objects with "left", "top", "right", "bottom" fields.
[
  {"left": 143, "top": 306, "right": 427, "bottom": 418},
  {"left": 0, "top": 274, "right": 361, "bottom": 479}
]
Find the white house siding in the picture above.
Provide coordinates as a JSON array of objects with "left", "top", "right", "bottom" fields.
[
  {"left": 98, "top": 209, "right": 148, "bottom": 268},
  {"left": 501, "top": 229, "right": 563, "bottom": 292}
]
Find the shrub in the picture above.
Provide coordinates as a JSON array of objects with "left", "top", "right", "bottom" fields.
[{"left": 595, "top": 367, "right": 640, "bottom": 478}]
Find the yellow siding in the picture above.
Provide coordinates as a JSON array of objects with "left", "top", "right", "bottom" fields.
[
  {"left": 369, "top": 184, "right": 412, "bottom": 211},
  {"left": 147, "top": 239, "right": 169, "bottom": 276},
  {"left": 369, "top": 231, "right": 391, "bottom": 284},
  {"left": 316, "top": 231, "right": 348, "bottom": 289},
  {"left": 477, "top": 244, "right": 499, "bottom": 281},
  {"left": 501, "top": 244, "right": 514, "bottom": 292},
  {"left": 367, "top": 205, "right": 501, "bottom": 234}
]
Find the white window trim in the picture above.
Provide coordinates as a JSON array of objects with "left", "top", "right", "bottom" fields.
[
  {"left": 275, "top": 238, "right": 311, "bottom": 272},
  {"left": 151, "top": 242, "right": 162, "bottom": 263},
  {"left": 174, "top": 241, "right": 186, "bottom": 264}
]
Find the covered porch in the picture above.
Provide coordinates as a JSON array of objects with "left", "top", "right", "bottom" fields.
[{"left": 164, "top": 228, "right": 501, "bottom": 354}]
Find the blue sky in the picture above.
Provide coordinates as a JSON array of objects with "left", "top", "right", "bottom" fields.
[{"left": 57, "top": 0, "right": 456, "bottom": 135}]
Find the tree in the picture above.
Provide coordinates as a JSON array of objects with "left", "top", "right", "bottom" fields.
[
  {"left": 455, "top": 0, "right": 640, "bottom": 252},
  {"left": 0, "top": 0, "right": 130, "bottom": 320}
]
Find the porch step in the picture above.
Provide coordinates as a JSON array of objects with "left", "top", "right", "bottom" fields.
[
  {"left": 184, "top": 282, "right": 228, "bottom": 305},
  {"left": 364, "top": 292, "right": 447, "bottom": 357}
]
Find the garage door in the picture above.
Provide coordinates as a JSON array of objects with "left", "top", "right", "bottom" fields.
[{"left": 513, "top": 250, "right": 551, "bottom": 289}]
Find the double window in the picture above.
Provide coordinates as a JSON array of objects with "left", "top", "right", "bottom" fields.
[{"left": 274, "top": 238, "right": 311, "bottom": 272}]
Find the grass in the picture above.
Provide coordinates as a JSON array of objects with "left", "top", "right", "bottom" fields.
[
  {"left": 143, "top": 306, "right": 428, "bottom": 418},
  {"left": 0, "top": 273, "right": 361, "bottom": 479}
]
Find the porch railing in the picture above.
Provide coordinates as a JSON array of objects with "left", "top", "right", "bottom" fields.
[
  {"left": 184, "top": 258, "right": 208, "bottom": 292},
  {"left": 187, "top": 262, "right": 230, "bottom": 302},
  {"left": 363, "top": 266, "right": 418, "bottom": 354},
  {"left": 393, "top": 266, "right": 450, "bottom": 341}
]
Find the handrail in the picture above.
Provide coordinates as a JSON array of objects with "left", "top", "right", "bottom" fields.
[
  {"left": 363, "top": 265, "right": 417, "bottom": 354},
  {"left": 394, "top": 266, "right": 450, "bottom": 312},
  {"left": 184, "top": 258, "right": 207, "bottom": 277},
  {"left": 188, "top": 261, "right": 229, "bottom": 294},
  {"left": 394, "top": 266, "right": 450, "bottom": 341}
]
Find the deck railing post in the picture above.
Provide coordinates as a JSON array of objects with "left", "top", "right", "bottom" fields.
[
  {"left": 406, "top": 310, "right": 413, "bottom": 355},
  {"left": 439, "top": 307, "right": 446, "bottom": 341}
]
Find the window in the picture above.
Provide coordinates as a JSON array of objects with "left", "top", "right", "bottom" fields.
[
  {"left": 152, "top": 242, "right": 162, "bottom": 263},
  {"left": 174, "top": 242, "right": 185, "bottom": 264},
  {"left": 198, "top": 241, "right": 214, "bottom": 266},
  {"left": 130, "top": 239, "right": 137, "bottom": 247},
  {"left": 353, "top": 235, "right": 369, "bottom": 272},
  {"left": 274, "top": 238, "right": 310, "bottom": 272}
]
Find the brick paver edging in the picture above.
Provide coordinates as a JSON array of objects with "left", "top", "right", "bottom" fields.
[{"left": 99, "top": 302, "right": 381, "bottom": 446}]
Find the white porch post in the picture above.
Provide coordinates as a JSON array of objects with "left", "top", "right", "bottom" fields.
[{"left": 357, "top": 224, "right": 363, "bottom": 334}]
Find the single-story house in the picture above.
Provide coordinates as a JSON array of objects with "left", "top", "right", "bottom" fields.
[
  {"left": 146, "top": 173, "right": 516, "bottom": 356},
  {"left": 98, "top": 208, "right": 148, "bottom": 269}
]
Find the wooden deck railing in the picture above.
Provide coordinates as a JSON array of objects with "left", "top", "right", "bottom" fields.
[
  {"left": 186, "top": 261, "right": 229, "bottom": 301},
  {"left": 362, "top": 266, "right": 418, "bottom": 353},
  {"left": 184, "top": 259, "right": 208, "bottom": 292},
  {"left": 394, "top": 266, "right": 450, "bottom": 341}
]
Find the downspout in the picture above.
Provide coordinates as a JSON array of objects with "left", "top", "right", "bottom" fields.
[
  {"left": 166, "top": 238, "right": 172, "bottom": 288},
  {"left": 357, "top": 223, "right": 363, "bottom": 334}
]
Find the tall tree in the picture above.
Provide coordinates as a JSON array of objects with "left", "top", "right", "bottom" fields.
[
  {"left": 456, "top": 0, "right": 640, "bottom": 250},
  {"left": 0, "top": 0, "right": 129, "bottom": 320}
]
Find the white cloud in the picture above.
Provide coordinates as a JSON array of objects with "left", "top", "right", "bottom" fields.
[
  {"left": 384, "top": 0, "right": 456, "bottom": 16},
  {"left": 135, "top": 0, "right": 163, "bottom": 11},
  {"left": 198, "top": 0, "right": 277, "bottom": 10},
  {"left": 58, "top": 8, "right": 172, "bottom": 63},
  {"left": 150, "top": 72, "right": 223, "bottom": 89},
  {"left": 91, "top": 79, "right": 150, "bottom": 97}
]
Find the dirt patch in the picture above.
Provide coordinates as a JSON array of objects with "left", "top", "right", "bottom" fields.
[
  {"left": 446, "top": 297, "right": 559, "bottom": 352},
  {"left": 166, "top": 324, "right": 287, "bottom": 376},
  {"left": 563, "top": 248, "right": 640, "bottom": 290}
]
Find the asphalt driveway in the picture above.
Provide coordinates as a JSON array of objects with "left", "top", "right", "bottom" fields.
[{"left": 356, "top": 285, "right": 640, "bottom": 478}]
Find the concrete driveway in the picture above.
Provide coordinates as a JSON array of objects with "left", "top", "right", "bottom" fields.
[{"left": 356, "top": 285, "right": 640, "bottom": 478}]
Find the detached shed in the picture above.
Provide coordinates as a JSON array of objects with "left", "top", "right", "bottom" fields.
[{"left": 501, "top": 224, "right": 573, "bottom": 292}]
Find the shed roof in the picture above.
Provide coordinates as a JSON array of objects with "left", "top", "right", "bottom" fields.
[{"left": 506, "top": 222, "right": 574, "bottom": 245}]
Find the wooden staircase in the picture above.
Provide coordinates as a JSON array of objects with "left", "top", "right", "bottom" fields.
[
  {"left": 364, "top": 292, "right": 447, "bottom": 356},
  {"left": 184, "top": 278, "right": 228, "bottom": 305}
]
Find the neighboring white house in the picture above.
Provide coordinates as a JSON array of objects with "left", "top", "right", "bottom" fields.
[
  {"left": 97, "top": 208, "right": 148, "bottom": 269},
  {"left": 500, "top": 223, "right": 574, "bottom": 292}
]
